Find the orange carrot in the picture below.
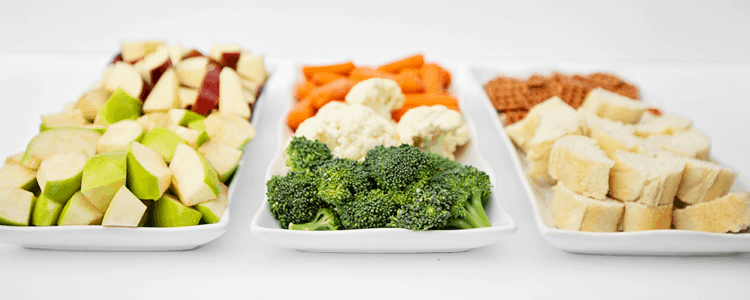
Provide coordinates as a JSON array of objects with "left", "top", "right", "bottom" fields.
[
  {"left": 311, "top": 72, "right": 346, "bottom": 85},
  {"left": 349, "top": 67, "right": 397, "bottom": 83},
  {"left": 395, "top": 70, "right": 426, "bottom": 93},
  {"left": 294, "top": 80, "right": 317, "bottom": 99},
  {"left": 436, "top": 64, "right": 452, "bottom": 87},
  {"left": 308, "top": 78, "right": 354, "bottom": 109},
  {"left": 377, "top": 54, "right": 425, "bottom": 74},
  {"left": 302, "top": 62, "right": 356, "bottom": 80},
  {"left": 421, "top": 63, "right": 444, "bottom": 94},
  {"left": 402, "top": 93, "right": 459, "bottom": 108},
  {"left": 286, "top": 98, "right": 316, "bottom": 131}
]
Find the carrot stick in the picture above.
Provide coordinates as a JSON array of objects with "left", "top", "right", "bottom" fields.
[
  {"left": 403, "top": 93, "right": 459, "bottom": 108},
  {"left": 349, "top": 67, "right": 397, "bottom": 83},
  {"left": 308, "top": 78, "right": 354, "bottom": 109},
  {"left": 294, "top": 80, "right": 317, "bottom": 99},
  {"left": 302, "top": 62, "right": 356, "bottom": 80},
  {"left": 311, "top": 72, "right": 346, "bottom": 85},
  {"left": 421, "top": 63, "right": 444, "bottom": 94},
  {"left": 436, "top": 64, "right": 452, "bottom": 87},
  {"left": 377, "top": 54, "right": 425, "bottom": 74},
  {"left": 287, "top": 98, "right": 316, "bottom": 131},
  {"left": 395, "top": 70, "right": 426, "bottom": 93}
]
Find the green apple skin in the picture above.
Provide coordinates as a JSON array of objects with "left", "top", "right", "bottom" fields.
[
  {"left": 31, "top": 193, "right": 65, "bottom": 226},
  {"left": 126, "top": 142, "right": 171, "bottom": 200},
  {"left": 20, "top": 128, "right": 101, "bottom": 169},
  {"left": 169, "top": 144, "right": 220, "bottom": 206},
  {"left": 40, "top": 124, "right": 107, "bottom": 134},
  {"left": 194, "top": 183, "right": 228, "bottom": 224},
  {"left": 140, "top": 128, "right": 188, "bottom": 163},
  {"left": 37, "top": 152, "right": 86, "bottom": 204},
  {"left": 169, "top": 109, "right": 205, "bottom": 126},
  {"left": 0, "top": 163, "right": 38, "bottom": 191},
  {"left": 80, "top": 150, "right": 128, "bottom": 213},
  {"left": 0, "top": 188, "right": 36, "bottom": 226},
  {"left": 40, "top": 171, "right": 81, "bottom": 204},
  {"left": 57, "top": 192, "right": 103, "bottom": 226},
  {"left": 152, "top": 194, "right": 202, "bottom": 227},
  {"left": 94, "top": 88, "right": 143, "bottom": 126},
  {"left": 187, "top": 119, "right": 206, "bottom": 132}
]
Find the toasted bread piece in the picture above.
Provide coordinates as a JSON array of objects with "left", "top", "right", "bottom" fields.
[
  {"left": 673, "top": 193, "right": 750, "bottom": 233},
  {"left": 621, "top": 201, "right": 672, "bottom": 231},
  {"left": 646, "top": 128, "right": 710, "bottom": 160},
  {"left": 505, "top": 96, "right": 574, "bottom": 152},
  {"left": 675, "top": 156, "right": 737, "bottom": 205},
  {"left": 609, "top": 150, "right": 685, "bottom": 206},
  {"left": 527, "top": 109, "right": 583, "bottom": 179},
  {"left": 584, "top": 113, "right": 641, "bottom": 158},
  {"left": 634, "top": 111, "right": 692, "bottom": 138},
  {"left": 551, "top": 182, "right": 624, "bottom": 232},
  {"left": 580, "top": 88, "right": 648, "bottom": 124},
  {"left": 549, "top": 135, "right": 613, "bottom": 199}
]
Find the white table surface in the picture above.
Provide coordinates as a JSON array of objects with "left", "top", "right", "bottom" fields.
[{"left": 1, "top": 1, "right": 750, "bottom": 299}]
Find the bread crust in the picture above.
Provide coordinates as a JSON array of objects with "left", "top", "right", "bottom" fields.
[{"left": 673, "top": 193, "right": 750, "bottom": 233}]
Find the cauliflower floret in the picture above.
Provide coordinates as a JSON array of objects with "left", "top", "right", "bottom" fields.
[
  {"left": 345, "top": 78, "right": 405, "bottom": 119},
  {"left": 397, "top": 105, "right": 470, "bottom": 160},
  {"left": 293, "top": 102, "right": 400, "bottom": 160}
]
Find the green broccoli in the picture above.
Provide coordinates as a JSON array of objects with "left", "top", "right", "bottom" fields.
[
  {"left": 337, "top": 189, "right": 399, "bottom": 229},
  {"left": 364, "top": 144, "right": 435, "bottom": 192},
  {"left": 425, "top": 152, "right": 461, "bottom": 174},
  {"left": 288, "top": 208, "right": 341, "bottom": 231},
  {"left": 388, "top": 187, "right": 452, "bottom": 231},
  {"left": 266, "top": 170, "right": 327, "bottom": 229},
  {"left": 285, "top": 136, "right": 333, "bottom": 172},
  {"left": 315, "top": 158, "right": 373, "bottom": 206},
  {"left": 431, "top": 165, "right": 492, "bottom": 229}
]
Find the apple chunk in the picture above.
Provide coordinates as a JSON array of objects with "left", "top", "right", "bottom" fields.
[
  {"left": 236, "top": 54, "right": 266, "bottom": 84},
  {"left": 94, "top": 89, "right": 143, "bottom": 126},
  {"left": 57, "top": 192, "right": 103, "bottom": 226},
  {"left": 101, "top": 186, "right": 147, "bottom": 227},
  {"left": 127, "top": 141, "right": 171, "bottom": 200},
  {"left": 121, "top": 40, "right": 166, "bottom": 62},
  {"left": 191, "top": 63, "right": 221, "bottom": 116},
  {"left": 140, "top": 127, "right": 187, "bottom": 163},
  {"left": 81, "top": 150, "right": 127, "bottom": 213},
  {"left": 136, "top": 112, "right": 173, "bottom": 132},
  {"left": 40, "top": 109, "right": 87, "bottom": 130},
  {"left": 0, "top": 187, "right": 36, "bottom": 226},
  {"left": 143, "top": 68, "right": 179, "bottom": 113},
  {"left": 36, "top": 152, "right": 87, "bottom": 203},
  {"left": 178, "top": 87, "right": 199, "bottom": 109},
  {"left": 197, "top": 139, "right": 242, "bottom": 182},
  {"left": 194, "top": 182, "right": 229, "bottom": 224},
  {"left": 169, "top": 143, "right": 220, "bottom": 206},
  {"left": 167, "top": 44, "right": 187, "bottom": 66},
  {"left": 134, "top": 45, "right": 172, "bottom": 85},
  {"left": 104, "top": 62, "right": 144, "bottom": 100},
  {"left": 175, "top": 56, "right": 209, "bottom": 89},
  {"left": 152, "top": 194, "right": 202, "bottom": 227},
  {"left": 20, "top": 128, "right": 101, "bottom": 169},
  {"left": 168, "top": 125, "right": 209, "bottom": 149},
  {"left": 218, "top": 67, "right": 251, "bottom": 119},
  {"left": 5, "top": 153, "right": 24, "bottom": 166},
  {"left": 0, "top": 163, "right": 37, "bottom": 191},
  {"left": 96, "top": 120, "right": 144, "bottom": 153},
  {"left": 209, "top": 44, "right": 241, "bottom": 69},
  {"left": 168, "top": 108, "right": 205, "bottom": 126},
  {"left": 204, "top": 112, "right": 257, "bottom": 149},
  {"left": 31, "top": 193, "right": 65, "bottom": 226}
]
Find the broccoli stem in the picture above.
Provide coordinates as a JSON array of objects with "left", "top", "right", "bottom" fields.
[
  {"left": 447, "top": 192, "right": 492, "bottom": 229},
  {"left": 469, "top": 191, "right": 492, "bottom": 227},
  {"left": 288, "top": 221, "right": 331, "bottom": 231}
]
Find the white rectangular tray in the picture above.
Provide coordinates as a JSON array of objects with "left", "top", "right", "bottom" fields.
[
  {"left": 0, "top": 62, "right": 279, "bottom": 251},
  {"left": 473, "top": 64, "right": 750, "bottom": 255},
  {"left": 250, "top": 64, "right": 517, "bottom": 253}
]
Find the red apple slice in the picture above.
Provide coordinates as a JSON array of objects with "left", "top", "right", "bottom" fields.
[
  {"left": 209, "top": 44, "right": 241, "bottom": 69},
  {"left": 104, "top": 62, "right": 144, "bottom": 99},
  {"left": 178, "top": 87, "right": 199, "bottom": 109},
  {"left": 236, "top": 54, "right": 266, "bottom": 84},
  {"left": 134, "top": 45, "right": 172, "bottom": 85},
  {"left": 121, "top": 41, "right": 166, "bottom": 62},
  {"left": 182, "top": 49, "right": 204, "bottom": 60},
  {"left": 175, "top": 57, "right": 209, "bottom": 89},
  {"left": 191, "top": 63, "right": 221, "bottom": 116},
  {"left": 218, "top": 67, "right": 250, "bottom": 119},
  {"left": 167, "top": 44, "right": 187, "bottom": 66},
  {"left": 143, "top": 68, "right": 179, "bottom": 113}
]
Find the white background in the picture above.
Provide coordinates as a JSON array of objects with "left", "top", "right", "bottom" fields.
[{"left": 1, "top": 1, "right": 750, "bottom": 299}]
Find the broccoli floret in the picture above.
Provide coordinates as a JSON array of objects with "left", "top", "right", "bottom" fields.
[
  {"left": 266, "top": 170, "right": 327, "bottom": 229},
  {"left": 288, "top": 208, "right": 341, "bottom": 231},
  {"left": 425, "top": 152, "right": 461, "bottom": 174},
  {"left": 315, "top": 158, "right": 373, "bottom": 206},
  {"left": 337, "top": 189, "right": 399, "bottom": 229},
  {"left": 286, "top": 136, "right": 333, "bottom": 172},
  {"left": 389, "top": 188, "right": 452, "bottom": 231},
  {"left": 431, "top": 165, "right": 492, "bottom": 229},
  {"left": 364, "top": 144, "right": 435, "bottom": 192}
]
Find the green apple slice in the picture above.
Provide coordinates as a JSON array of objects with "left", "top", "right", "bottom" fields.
[
  {"left": 188, "top": 119, "right": 206, "bottom": 132},
  {"left": 197, "top": 139, "right": 242, "bottom": 182},
  {"left": 0, "top": 163, "right": 37, "bottom": 191},
  {"left": 136, "top": 112, "right": 173, "bottom": 132},
  {"left": 96, "top": 120, "right": 144, "bottom": 153},
  {"left": 168, "top": 124, "right": 209, "bottom": 149},
  {"left": 5, "top": 153, "right": 24, "bottom": 166},
  {"left": 94, "top": 88, "right": 143, "bottom": 126},
  {"left": 203, "top": 112, "right": 256, "bottom": 149},
  {"left": 31, "top": 193, "right": 65, "bottom": 226},
  {"left": 127, "top": 141, "right": 171, "bottom": 200},
  {"left": 75, "top": 88, "right": 110, "bottom": 122},
  {"left": 152, "top": 194, "right": 202, "bottom": 227},
  {"left": 0, "top": 187, "right": 36, "bottom": 226},
  {"left": 40, "top": 109, "right": 87, "bottom": 130},
  {"left": 81, "top": 150, "right": 127, "bottom": 213},
  {"left": 143, "top": 68, "right": 180, "bottom": 113},
  {"left": 101, "top": 186, "right": 147, "bottom": 227},
  {"left": 138, "top": 200, "right": 154, "bottom": 227},
  {"left": 140, "top": 127, "right": 187, "bottom": 163},
  {"left": 194, "top": 182, "right": 228, "bottom": 224},
  {"left": 168, "top": 108, "right": 205, "bottom": 126},
  {"left": 36, "top": 152, "right": 87, "bottom": 203},
  {"left": 20, "top": 128, "right": 101, "bottom": 169},
  {"left": 57, "top": 192, "right": 103, "bottom": 225},
  {"left": 169, "top": 143, "right": 220, "bottom": 206},
  {"left": 40, "top": 124, "right": 108, "bottom": 134}
]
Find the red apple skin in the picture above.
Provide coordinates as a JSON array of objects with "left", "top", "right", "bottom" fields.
[
  {"left": 139, "top": 80, "right": 153, "bottom": 101},
  {"left": 182, "top": 49, "right": 204, "bottom": 60},
  {"left": 111, "top": 53, "right": 123, "bottom": 65},
  {"left": 150, "top": 59, "right": 173, "bottom": 86},
  {"left": 191, "top": 63, "right": 221, "bottom": 115},
  {"left": 222, "top": 52, "right": 241, "bottom": 70}
]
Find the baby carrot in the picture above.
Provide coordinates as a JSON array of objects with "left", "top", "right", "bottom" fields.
[
  {"left": 349, "top": 67, "right": 397, "bottom": 82},
  {"left": 421, "top": 63, "right": 445, "bottom": 94},
  {"left": 377, "top": 54, "right": 425, "bottom": 74},
  {"left": 294, "top": 80, "right": 317, "bottom": 99},
  {"left": 395, "top": 70, "right": 426, "bottom": 93},
  {"left": 311, "top": 72, "right": 346, "bottom": 85},
  {"left": 308, "top": 78, "right": 354, "bottom": 109},
  {"left": 302, "top": 61, "right": 356, "bottom": 80},
  {"left": 287, "top": 98, "right": 316, "bottom": 131},
  {"left": 402, "top": 93, "right": 459, "bottom": 108},
  {"left": 436, "top": 64, "right": 452, "bottom": 87}
]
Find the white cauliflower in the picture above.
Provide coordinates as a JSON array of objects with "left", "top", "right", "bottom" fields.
[
  {"left": 397, "top": 105, "right": 470, "bottom": 160},
  {"left": 345, "top": 78, "right": 405, "bottom": 119},
  {"left": 293, "top": 102, "right": 400, "bottom": 160}
]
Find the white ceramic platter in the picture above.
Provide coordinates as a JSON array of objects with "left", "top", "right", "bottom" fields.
[
  {"left": 473, "top": 64, "right": 750, "bottom": 255},
  {"left": 0, "top": 62, "right": 279, "bottom": 251},
  {"left": 250, "top": 63, "right": 518, "bottom": 253}
]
